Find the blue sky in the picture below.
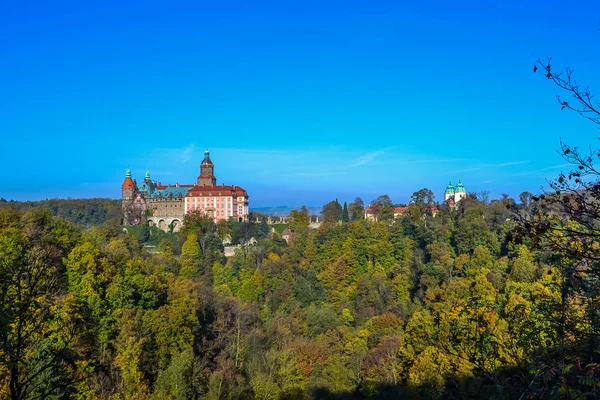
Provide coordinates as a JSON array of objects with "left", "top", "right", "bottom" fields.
[{"left": 1, "top": 0, "right": 599, "bottom": 207}]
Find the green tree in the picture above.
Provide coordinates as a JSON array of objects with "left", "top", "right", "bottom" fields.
[
  {"left": 0, "top": 209, "right": 82, "bottom": 399},
  {"left": 411, "top": 188, "right": 435, "bottom": 205},
  {"left": 370, "top": 195, "right": 395, "bottom": 221},
  {"left": 321, "top": 199, "right": 343, "bottom": 223},
  {"left": 216, "top": 219, "right": 232, "bottom": 240},
  {"left": 509, "top": 245, "right": 537, "bottom": 282},
  {"left": 288, "top": 208, "right": 310, "bottom": 231},
  {"left": 181, "top": 234, "right": 201, "bottom": 259},
  {"left": 342, "top": 202, "right": 349, "bottom": 222},
  {"left": 348, "top": 197, "right": 365, "bottom": 220},
  {"left": 181, "top": 211, "right": 216, "bottom": 237},
  {"left": 258, "top": 219, "right": 270, "bottom": 239}
]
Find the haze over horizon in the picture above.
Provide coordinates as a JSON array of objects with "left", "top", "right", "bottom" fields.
[{"left": 2, "top": 0, "right": 599, "bottom": 207}]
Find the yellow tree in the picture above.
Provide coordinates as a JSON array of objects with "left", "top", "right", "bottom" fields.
[{"left": 0, "top": 210, "right": 82, "bottom": 399}]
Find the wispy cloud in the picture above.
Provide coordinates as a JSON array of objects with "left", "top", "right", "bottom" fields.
[
  {"left": 532, "top": 163, "right": 572, "bottom": 172},
  {"left": 145, "top": 144, "right": 198, "bottom": 166},
  {"left": 485, "top": 161, "right": 530, "bottom": 167},
  {"left": 448, "top": 167, "right": 481, "bottom": 173},
  {"left": 295, "top": 172, "right": 347, "bottom": 177},
  {"left": 179, "top": 144, "right": 195, "bottom": 164},
  {"left": 399, "top": 158, "right": 470, "bottom": 165},
  {"left": 213, "top": 147, "right": 285, "bottom": 155},
  {"left": 361, "top": 158, "right": 471, "bottom": 167},
  {"left": 348, "top": 148, "right": 390, "bottom": 168},
  {"left": 147, "top": 171, "right": 177, "bottom": 177},
  {"left": 509, "top": 163, "right": 573, "bottom": 177}
]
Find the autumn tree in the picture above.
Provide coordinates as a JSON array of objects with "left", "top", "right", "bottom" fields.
[
  {"left": 369, "top": 195, "right": 395, "bottom": 221},
  {"left": 508, "top": 57, "right": 600, "bottom": 397},
  {"left": 348, "top": 197, "right": 365, "bottom": 220},
  {"left": 321, "top": 199, "right": 343, "bottom": 223},
  {"left": 0, "top": 209, "right": 82, "bottom": 399},
  {"left": 288, "top": 207, "right": 310, "bottom": 231}
]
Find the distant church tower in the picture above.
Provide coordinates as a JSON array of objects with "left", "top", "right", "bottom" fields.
[
  {"left": 444, "top": 182, "right": 455, "bottom": 202},
  {"left": 444, "top": 180, "right": 467, "bottom": 207},
  {"left": 454, "top": 181, "right": 466, "bottom": 202},
  {"left": 197, "top": 149, "right": 217, "bottom": 187}
]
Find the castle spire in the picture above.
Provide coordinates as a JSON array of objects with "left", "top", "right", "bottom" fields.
[
  {"left": 202, "top": 149, "right": 213, "bottom": 165},
  {"left": 197, "top": 148, "right": 216, "bottom": 186},
  {"left": 122, "top": 169, "right": 135, "bottom": 189}
]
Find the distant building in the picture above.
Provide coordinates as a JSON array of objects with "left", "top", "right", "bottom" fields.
[
  {"left": 393, "top": 206, "right": 409, "bottom": 217},
  {"left": 365, "top": 205, "right": 404, "bottom": 220},
  {"left": 281, "top": 228, "right": 294, "bottom": 243},
  {"left": 364, "top": 204, "right": 438, "bottom": 221},
  {"left": 122, "top": 149, "right": 249, "bottom": 231},
  {"left": 444, "top": 181, "right": 466, "bottom": 207},
  {"left": 425, "top": 204, "right": 440, "bottom": 216}
]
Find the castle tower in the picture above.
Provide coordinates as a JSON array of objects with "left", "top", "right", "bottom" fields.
[
  {"left": 122, "top": 168, "right": 136, "bottom": 200},
  {"left": 121, "top": 169, "right": 136, "bottom": 224},
  {"left": 454, "top": 180, "right": 466, "bottom": 202},
  {"left": 197, "top": 149, "right": 217, "bottom": 187},
  {"left": 444, "top": 182, "right": 455, "bottom": 202}
]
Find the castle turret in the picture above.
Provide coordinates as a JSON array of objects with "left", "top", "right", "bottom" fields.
[
  {"left": 454, "top": 180, "right": 466, "bottom": 202},
  {"left": 122, "top": 168, "right": 136, "bottom": 197},
  {"left": 197, "top": 149, "right": 217, "bottom": 187},
  {"left": 444, "top": 182, "right": 455, "bottom": 202},
  {"left": 122, "top": 169, "right": 136, "bottom": 224}
]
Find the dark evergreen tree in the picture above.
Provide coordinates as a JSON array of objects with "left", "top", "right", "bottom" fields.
[
  {"left": 258, "top": 219, "right": 270, "bottom": 239},
  {"left": 342, "top": 201, "right": 349, "bottom": 222}
]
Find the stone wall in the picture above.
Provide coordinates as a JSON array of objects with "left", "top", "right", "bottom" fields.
[
  {"left": 148, "top": 198, "right": 185, "bottom": 219},
  {"left": 147, "top": 216, "right": 182, "bottom": 232}
]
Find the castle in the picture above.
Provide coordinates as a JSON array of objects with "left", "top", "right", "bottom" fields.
[
  {"left": 444, "top": 181, "right": 466, "bottom": 206},
  {"left": 121, "top": 149, "right": 249, "bottom": 231}
]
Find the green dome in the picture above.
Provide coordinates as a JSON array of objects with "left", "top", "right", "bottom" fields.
[
  {"left": 125, "top": 168, "right": 132, "bottom": 178},
  {"left": 445, "top": 182, "right": 455, "bottom": 194},
  {"left": 145, "top": 171, "right": 151, "bottom": 180},
  {"left": 455, "top": 181, "right": 466, "bottom": 192},
  {"left": 202, "top": 149, "right": 214, "bottom": 165}
]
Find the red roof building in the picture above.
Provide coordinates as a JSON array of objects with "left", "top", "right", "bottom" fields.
[{"left": 121, "top": 150, "right": 249, "bottom": 228}]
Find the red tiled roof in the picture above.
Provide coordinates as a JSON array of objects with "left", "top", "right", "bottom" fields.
[
  {"left": 426, "top": 205, "right": 440, "bottom": 214},
  {"left": 186, "top": 184, "right": 247, "bottom": 197},
  {"left": 366, "top": 206, "right": 408, "bottom": 215},
  {"left": 121, "top": 177, "right": 135, "bottom": 189}
]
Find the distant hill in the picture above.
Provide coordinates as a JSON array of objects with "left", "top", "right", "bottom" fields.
[
  {"left": 0, "top": 198, "right": 121, "bottom": 226},
  {"left": 251, "top": 206, "right": 321, "bottom": 217},
  {"left": 0, "top": 198, "right": 320, "bottom": 223}
]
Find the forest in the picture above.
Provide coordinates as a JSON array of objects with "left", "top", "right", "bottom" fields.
[{"left": 0, "top": 198, "right": 121, "bottom": 227}]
